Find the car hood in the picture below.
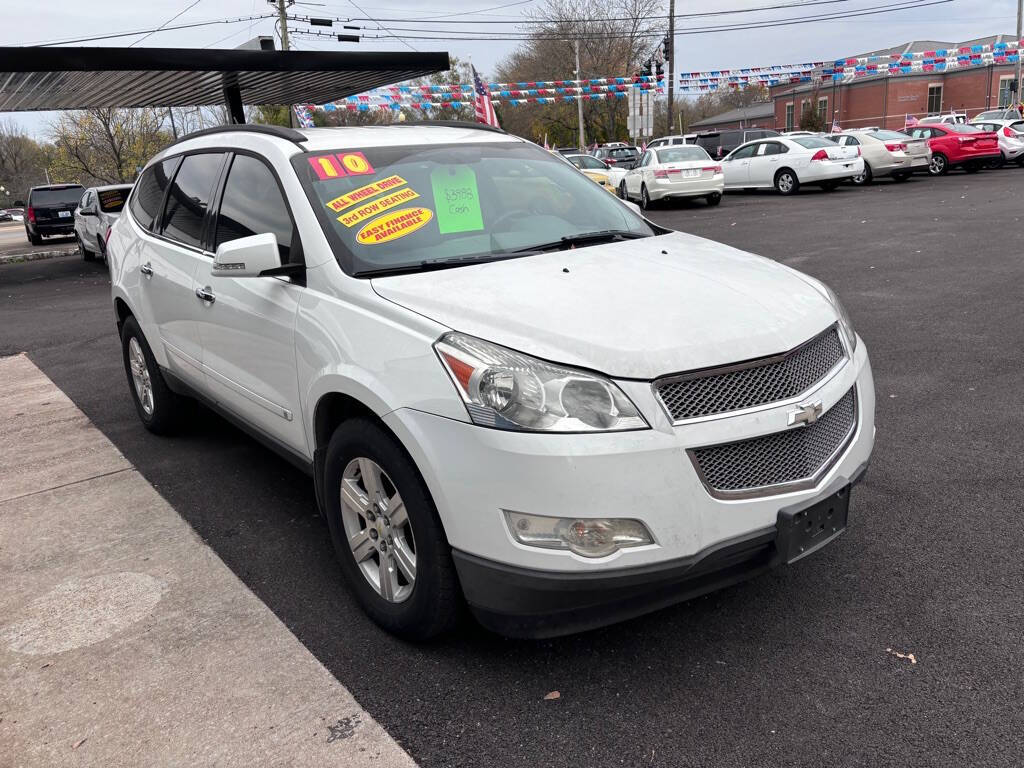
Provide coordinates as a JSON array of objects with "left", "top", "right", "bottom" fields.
[{"left": 371, "top": 231, "right": 838, "bottom": 379}]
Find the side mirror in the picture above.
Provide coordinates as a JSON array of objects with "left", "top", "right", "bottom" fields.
[{"left": 212, "top": 233, "right": 283, "bottom": 278}]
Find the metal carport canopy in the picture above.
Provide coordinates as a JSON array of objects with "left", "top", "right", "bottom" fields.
[{"left": 0, "top": 46, "right": 450, "bottom": 114}]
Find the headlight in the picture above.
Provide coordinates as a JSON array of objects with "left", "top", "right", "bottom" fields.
[
  {"left": 435, "top": 332, "right": 647, "bottom": 432},
  {"left": 504, "top": 511, "right": 653, "bottom": 558},
  {"left": 821, "top": 283, "right": 857, "bottom": 353}
]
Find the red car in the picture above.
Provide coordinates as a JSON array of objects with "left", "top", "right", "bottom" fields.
[{"left": 908, "top": 123, "right": 1000, "bottom": 175}]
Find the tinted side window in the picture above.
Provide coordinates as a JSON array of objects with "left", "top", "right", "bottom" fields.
[
  {"left": 215, "top": 154, "right": 296, "bottom": 264},
  {"left": 160, "top": 153, "right": 225, "bottom": 249},
  {"left": 720, "top": 131, "right": 742, "bottom": 147},
  {"left": 761, "top": 142, "right": 782, "bottom": 155},
  {"left": 730, "top": 144, "right": 757, "bottom": 160},
  {"left": 130, "top": 158, "right": 179, "bottom": 232}
]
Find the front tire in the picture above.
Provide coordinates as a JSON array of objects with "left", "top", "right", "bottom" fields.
[
  {"left": 706, "top": 192, "right": 722, "bottom": 206},
  {"left": 929, "top": 153, "right": 948, "bottom": 175},
  {"left": 120, "top": 315, "right": 182, "bottom": 434},
  {"left": 963, "top": 161, "right": 980, "bottom": 174},
  {"left": 774, "top": 169, "right": 799, "bottom": 195},
  {"left": 78, "top": 235, "right": 95, "bottom": 261},
  {"left": 891, "top": 171, "right": 912, "bottom": 182},
  {"left": 323, "top": 418, "right": 460, "bottom": 640},
  {"left": 820, "top": 180, "right": 840, "bottom": 192},
  {"left": 618, "top": 180, "right": 627, "bottom": 200},
  {"left": 987, "top": 154, "right": 1005, "bottom": 170}
]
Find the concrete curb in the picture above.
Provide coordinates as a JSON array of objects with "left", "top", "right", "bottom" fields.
[{"left": 0, "top": 247, "right": 78, "bottom": 265}]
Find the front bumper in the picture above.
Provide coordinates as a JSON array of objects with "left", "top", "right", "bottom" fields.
[
  {"left": 384, "top": 338, "right": 874, "bottom": 632},
  {"left": 454, "top": 464, "right": 867, "bottom": 638}
]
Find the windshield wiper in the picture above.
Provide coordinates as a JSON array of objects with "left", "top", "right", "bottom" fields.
[
  {"left": 510, "top": 229, "right": 650, "bottom": 254},
  {"left": 353, "top": 251, "right": 530, "bottom": 278}
]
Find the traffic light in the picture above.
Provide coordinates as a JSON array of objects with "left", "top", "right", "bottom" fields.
[
  {"left": 662, "top": 34, "right": 672, "bottom": 61},
  {"left": 641, "top": 59, "right": 653, "bottom": 77}
]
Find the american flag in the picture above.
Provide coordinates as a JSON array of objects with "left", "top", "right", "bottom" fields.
[{"left": 472, "top": 65, "right": 500, "bottom": 128}]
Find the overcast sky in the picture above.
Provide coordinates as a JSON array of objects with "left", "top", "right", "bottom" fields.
[{"left": 1, "top": 0, "right": 1017, "bottom": 138}]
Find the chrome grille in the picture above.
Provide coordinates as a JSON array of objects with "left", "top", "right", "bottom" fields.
[
  {"left": 655, "top": 325, "right": 845, "bottom": 421},
  {"left": 689, "top": 387, "right": 857, "bottom": 497}
]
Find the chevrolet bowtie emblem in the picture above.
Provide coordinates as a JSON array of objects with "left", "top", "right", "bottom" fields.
[{"left": 788, "top": 400, "right": 823, "bottom": 427}]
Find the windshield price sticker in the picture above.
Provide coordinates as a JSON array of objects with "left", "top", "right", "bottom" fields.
[
  {"left": 308, "top": 151, "right": 376, "bottom": 180},
  {"left": 430, "top": 166, "right": 484, "bottom": 234},
  {"left": 338, "top": 187, "right": 421, "bottom": 227},
  {"left": 356, "top": 207, "right": 434, "bottom": 245},
  {"left": 325, "top": 175, "right": 408, "bottom": 213}
]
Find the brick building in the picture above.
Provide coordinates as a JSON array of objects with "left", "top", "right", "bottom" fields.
[
  {"left": 769, "top": 35, "right": 1021, "bottom": 131},
  {"left": 688, "top": 102, "right": 775, "bottom": 132}
]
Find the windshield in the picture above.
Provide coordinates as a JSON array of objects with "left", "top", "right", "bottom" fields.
[
  {"left": 948, "top": 124, "right": 983, "bottom": 134},
  {"left": 655, "top": 146, "right": 711, "bottom": 163},
  {"left": 608, "top": 148, "right": 638, "bottom": 159},
  {"left": 569, "top": 155, "right": 606, "bottom": 170},
  {"left": 293, "top": 141, "right": 657, "bottom": 276},
  {"left": 31, "top": 186, "right": 84, "bottom": 206},
  {"left": 793, "top": 137, "right": 835, "bottom": 149},
  {"left": 870, "top": 130, "right": 912, "bottom": 141},
  {"left": 97, "top": 187, "right": 131, "bottom": 213}
]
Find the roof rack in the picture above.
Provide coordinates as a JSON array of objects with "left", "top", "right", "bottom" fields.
[{"left": 171, "top": 123, "right": 308, "bottom": 148}]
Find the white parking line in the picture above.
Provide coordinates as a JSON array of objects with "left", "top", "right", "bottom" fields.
[{"left": 0, "top": 353, "right": 417, "bottom": 767}]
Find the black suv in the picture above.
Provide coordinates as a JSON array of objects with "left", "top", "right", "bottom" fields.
[
  {"left": 695, "top": 129, "right": 780, "bottom": 159},
  {"left": 25, "top": 184, "right": 85, "bottom": 245}
]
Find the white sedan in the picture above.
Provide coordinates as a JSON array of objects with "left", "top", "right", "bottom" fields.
[
  {"left": 721, "top": 136, "right": 864, "bottom": 195},
  {"left": 620, "top": 145, "right": 724, "bottom": 209}
]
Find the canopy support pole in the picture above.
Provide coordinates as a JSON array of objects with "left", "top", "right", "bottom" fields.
[{"left": 222, "top": 75, "right": 245, "bottom": 124}]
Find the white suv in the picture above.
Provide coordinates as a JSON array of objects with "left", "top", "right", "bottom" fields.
[{"left": 109, "top": 123, "right": 876, "bottom": 640}]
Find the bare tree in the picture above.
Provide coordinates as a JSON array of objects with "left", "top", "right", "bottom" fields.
[
  {"left": 49, "top": 109, "right": 172, "bottom": 185},
  {"left": 495, "top": 0, "right": 663, "bottom": 145},
  {"left": 0, "top": 120, "right": 50, "bottom": 202}
]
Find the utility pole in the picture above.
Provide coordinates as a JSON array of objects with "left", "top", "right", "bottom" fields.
[
  {"left": 273, "top": 0, "right": 295, "bottom": 127},
  {"left": 1016, "top": 0, "right": 1022, "bottom": 110},
  {"left": 666, "top": 0, "right": 675, "bottom": 135},
  {"left": 275, "top": 0, "right": 291, "bottom": 51},
  {"left": 575, "top": 40, "right": 586, "bottom": 151}
]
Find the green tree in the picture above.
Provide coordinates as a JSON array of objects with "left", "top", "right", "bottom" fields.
[
  {"left": 49, "top": 109, "right": 172, "bottom": 185},
  {"left": 0, "top": 120, "right": 51, "bottom": 202}
]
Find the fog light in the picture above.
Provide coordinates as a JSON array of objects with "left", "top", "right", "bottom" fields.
[{"left": 504, "top": 511, "right": 653, "bottom": 558}]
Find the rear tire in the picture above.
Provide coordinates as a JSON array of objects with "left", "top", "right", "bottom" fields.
[
  {"left": 640, "top": 184, "right": 652, "bottom": 210},
  {"left": 774, "top": 169, "right": 799, "bottom": 195},
  {"left": 323, "top": 418, "right": 460, "bottom": 640},
  {"left": 706, "top": 192, "right": 722, "bottom": 206},
  {"left": 851, "top": 162, "right": 872, "bottom": 185},
  {"left": 929, "top": 153, "right": 948, "bottom": 176},
  {"left": 28, "top": 231, "right": 42, "bottom": 246},
  {"left": 120, "top": 315, "right": 182, "bottom": 435}
]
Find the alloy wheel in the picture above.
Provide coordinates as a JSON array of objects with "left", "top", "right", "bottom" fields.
[
  {"left": 777, "top": 173, "right": 795, "bottom": 193},
  {"left": 128, "top": 337, "right": 154, "bottom": 416},
  {"left": 340, "top": 457, "right": 417, "bottom": 603},
  {"left": 929, "top": 155, "right": 946, "bottom": 174}
]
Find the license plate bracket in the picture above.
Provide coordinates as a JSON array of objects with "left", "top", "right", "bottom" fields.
[{"left": 775, "top": 484, "right": 850, "bottom": 564}]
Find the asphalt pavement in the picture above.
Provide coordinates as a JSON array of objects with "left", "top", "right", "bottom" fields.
[
  {"left": 0, "top": 221, "right": 78, "bottom": 262},
  {"left": 2, "top": 169, "right": 1022, "bottom": 767}
]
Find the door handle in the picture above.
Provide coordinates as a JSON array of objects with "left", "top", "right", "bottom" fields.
[
  {"left": 195, "top": 286, "right": 216, "bottom": 304},
  {"left": 139, "top": 262, "right": 153, "bottom": 277}
]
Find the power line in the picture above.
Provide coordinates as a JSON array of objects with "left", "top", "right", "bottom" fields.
[
  {"left": 31, "top": 14, "right": 276, "bottom": 47},
  {"left": 298, "top": 0, "right": 879, "bottom": 25},
  {"left": 129, "top": 0, "right": 204, "bottom": 47},
  {"left": 295, "top": 0, "right": 952, "bottom": 42},
  {"left": 347, "top": 0, "right": 418, "bottom": 51}
]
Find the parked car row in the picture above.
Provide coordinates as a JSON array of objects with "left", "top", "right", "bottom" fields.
[{"left": 570, "top": 116, "right": 1018, "bottom": 206}]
